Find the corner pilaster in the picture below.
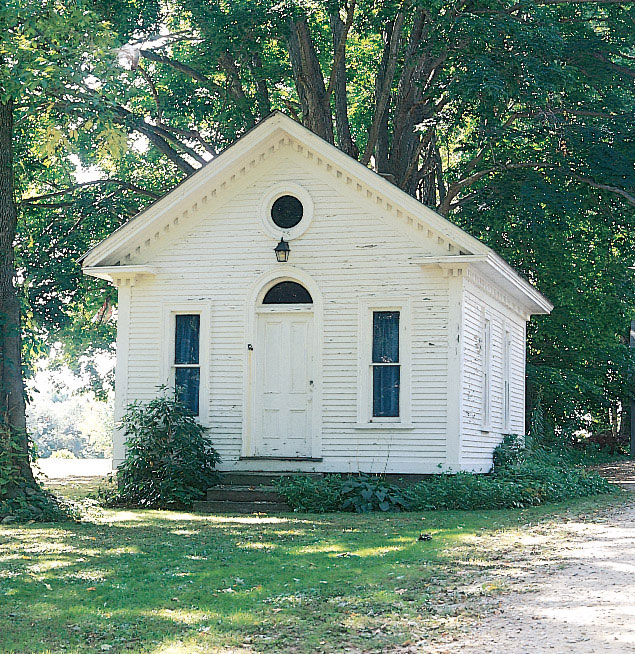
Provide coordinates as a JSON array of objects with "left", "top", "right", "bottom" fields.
[
  {"left": 112, "top": 280, "right": 132, "bottom": 468},
  {"left": 445, "top": 270, "right": 464, "bottom": 471}
]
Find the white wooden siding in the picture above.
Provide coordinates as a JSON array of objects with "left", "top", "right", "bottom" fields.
[
  {"left": 460, "top": 274, "right": 526, "bottom": 471},
  {"left": 121, "top": 147, "right": 452, "bottom": 473}
]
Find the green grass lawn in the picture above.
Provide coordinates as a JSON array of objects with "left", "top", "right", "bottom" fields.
[{"left": 0, "top": 485, "right": 627, "bottom": 654}]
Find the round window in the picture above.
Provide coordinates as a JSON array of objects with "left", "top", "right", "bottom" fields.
[{"left": 271, "top": 195, "right": 303, "bottom": 229}]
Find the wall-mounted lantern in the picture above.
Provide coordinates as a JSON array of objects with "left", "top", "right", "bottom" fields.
[{"left": 274, "top": 238, "right": 290, "bottom": 263}]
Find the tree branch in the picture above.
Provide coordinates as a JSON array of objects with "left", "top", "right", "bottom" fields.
[
  {"left": 21, "top": 179, "right": 161, "bottom": 204},
  {"left": 248, "top": 52, "right": 271, "bottom": 118},
  {"left": 567, "top": 172, "right": 635, "bottom": 205},
  {"left": 440, "top": 162, "right": 635, "bottom": 214},
  {"left": 329, "top": 7, "right": 359, "bottom": 158},
  {"left": 137, "top": 63, "right": 162, "bottom": 124},
  {"left": 219, "top": 51, "right": 256, "bottom": 127},
  {"left": 287, "top": 16, "right": 334, "bottom": 142},
  {"left": 139, "top": 49, "right": 227, "bottom": 96},
  {"left": 591, "top": 53, "right": 635, "bottom": 79}
]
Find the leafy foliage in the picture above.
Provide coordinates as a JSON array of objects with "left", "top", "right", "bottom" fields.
[
  {"left": 272, "top": 474, "right": 344, "bottom": 513},
  {"left": 2, "top": 0, "right": 633, "bottom": 492},
  {"left": 103, "top": 392, "right": 221, "bottom": 509},
  {"left": 492, "top": 434, "right": 527, "bottom": 470},
  {"left": 341, "top": 475, "right": 410, "bottom": 513},
  {"left": 404, "top": 462, "right": 615, "bottom": 512},
  {"left": 39, "top": 0, "right": 634, "bottom": 441},
  {"left": 277, "top": 444, "right": 616, "bottom": 513},
  {"left": 274, "top": 474, "right": 410, "bottom": 513}
]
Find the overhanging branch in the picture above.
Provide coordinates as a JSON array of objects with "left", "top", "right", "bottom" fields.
[
  {"left": 21, "top": 179, "right": 161, "bottom": 205},
  {"left": 440, "top": 162, "right": 635, "bottom": 214}
]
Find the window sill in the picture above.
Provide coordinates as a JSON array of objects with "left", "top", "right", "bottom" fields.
[
  {"left": 354, "top": 422, "right": 414, "bottom": 430},
  {"left": 480, "top": 425, "right": 492, "bottom": 433}
]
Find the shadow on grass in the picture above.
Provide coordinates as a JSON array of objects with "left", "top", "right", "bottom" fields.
[{"left": 0, "top": 494, "right": 627, "bottom": 654}]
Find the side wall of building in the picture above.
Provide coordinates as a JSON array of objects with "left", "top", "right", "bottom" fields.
[{"left": 460, "top": 271, "right": 527, "bottom": 471}]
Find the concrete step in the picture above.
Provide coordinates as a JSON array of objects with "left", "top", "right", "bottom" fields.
[
  {"left": 220, "top": 471, "right": 323, "bottom": 487},
  {"left": 206, "top": 487, "right": 285, "bottom": 502},
  {"left": 193, "top": 500, "right": 291, "bottom": 514}
]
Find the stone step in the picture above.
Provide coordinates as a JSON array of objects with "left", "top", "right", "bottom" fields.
[
  {"left": 206, "top": 487, "right": 285, "bottom": 502},
  {"left": 219, "top": 471, "right": 323, "bottom": 487},
  {"left": 193, "top": 500, "right": 291, "bottom": 514}
]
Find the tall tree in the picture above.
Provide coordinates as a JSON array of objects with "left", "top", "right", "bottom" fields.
[{"left": 0, "top": 0, "right": 157, "bottom": 514}]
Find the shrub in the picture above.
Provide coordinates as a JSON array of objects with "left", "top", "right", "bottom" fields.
[
  {"left": 404, "top": 461, "right": 615, "bottom": 511},
  {"left": 492, "top": 434, "right": 526, "bottom": 470},
  {"left": 274, "top": 475, "right": 343, "bottom": 512},
  {"left": 102, "top": 393, "right": 221, "bottom": 509},
  {"left": 275, "top": 474, "right": 410, "bottom": 513}
]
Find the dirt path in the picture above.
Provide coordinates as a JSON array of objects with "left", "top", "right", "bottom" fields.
[{"left": 425, "top": 484, "right": 635, "bottom": 652}]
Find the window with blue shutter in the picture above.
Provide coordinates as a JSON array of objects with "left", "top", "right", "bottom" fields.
[
  {"left": 174, "top": 314, "right": 200, "bottom": 415},
  {"left": 372, "top": 311, "right": 400, "bottom": 417}
]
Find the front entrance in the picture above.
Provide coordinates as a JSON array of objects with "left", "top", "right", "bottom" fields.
[{"left": 253, "top": 281, "right": 315, "bottom": 458}]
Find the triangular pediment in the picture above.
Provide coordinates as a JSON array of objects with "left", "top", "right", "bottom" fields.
[{"left": 81, "top": 112, "right": 552, "bottom": 314}]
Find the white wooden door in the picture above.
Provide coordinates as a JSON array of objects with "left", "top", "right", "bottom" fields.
[{"left": 254, "top": 311, "right": 313, "bottom": 457}]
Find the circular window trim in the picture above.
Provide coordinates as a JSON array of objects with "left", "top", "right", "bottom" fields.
[{"left": 260, "top": 182, "right": 314, "bottom": 241}]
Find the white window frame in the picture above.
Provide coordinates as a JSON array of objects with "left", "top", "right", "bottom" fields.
[
  {"left": 162, "top": 301, "right": 211, "bottom": 423},
  {"left": 356, "top": 299, "right": 412, "bottom": 429},
  {"left": 503, "top": 325, "right": 512, "bottom": 433},
  {"left": 481, "top": 313, "right": 492, "bottom": 431}
]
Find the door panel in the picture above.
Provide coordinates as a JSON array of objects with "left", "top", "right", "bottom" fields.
[
  {"left": 254, "top": 312, "right": 313, "bottom": 457},
  {"left": 289, "top": 321, "right": 308, "bottom": 393}
]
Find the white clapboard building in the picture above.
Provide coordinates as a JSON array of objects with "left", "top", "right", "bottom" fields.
[{"left": 82, "top": 112, "right": 552, "bottom": 474}]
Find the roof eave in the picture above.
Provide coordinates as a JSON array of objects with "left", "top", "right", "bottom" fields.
[{"left": 416, "top": 254, "right": 553, "bottom": 316}]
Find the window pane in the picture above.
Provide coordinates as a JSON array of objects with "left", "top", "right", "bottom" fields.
[
  {"left": 175, "top": 367, "right": 200, "bottom": 415},
  {"left": 373, "top": 366, "right": 400, "bottom": 417},
  {"left": 271, "top": 195, "right": 303, "bottom": 228},
  {"left": 372, "top": 311, "right": 399, "bottom": 363},
  {"left": 175, "top": 314, "right": 200, "bottom": 364},
  {"left": 262, "top": 281, "right": 313, "bottom": 304}
]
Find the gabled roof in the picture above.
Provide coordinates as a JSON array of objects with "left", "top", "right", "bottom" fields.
[{"left": 82, "top": 111, "right": 552, "bottom": 315}]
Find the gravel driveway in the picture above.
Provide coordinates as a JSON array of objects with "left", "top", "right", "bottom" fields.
[{"left": 425, "top": 464, "right": 635, "bottom": 653}]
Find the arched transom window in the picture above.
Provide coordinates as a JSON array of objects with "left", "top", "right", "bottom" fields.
[{"left": 262, "top": 281, "right": 313, "bottom": 304}]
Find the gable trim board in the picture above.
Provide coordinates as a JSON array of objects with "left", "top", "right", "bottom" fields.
[{"left": 81, "top": 112, "right": 552, "bottom": 318}]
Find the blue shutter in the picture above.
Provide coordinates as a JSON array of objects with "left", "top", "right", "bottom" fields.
[
  {"left": 372, "top": 312, "right": 399, "bottom": 363},
  {"left": 372, "top": 311, "right": 400, "bottom": 417},
  {"left": 175, "top": 315, "right": 200, "bottom": 364}
]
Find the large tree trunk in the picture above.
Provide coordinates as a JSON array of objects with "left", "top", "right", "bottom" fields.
[
  {"left": 329, "top": 11, "right": 358, "bottom": 159},
  {"left": 287, "top": 16, "right": 334, "bottom": 143},
  {"left": 0, "top": 99, "right": 36, "bottom": 492}
]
